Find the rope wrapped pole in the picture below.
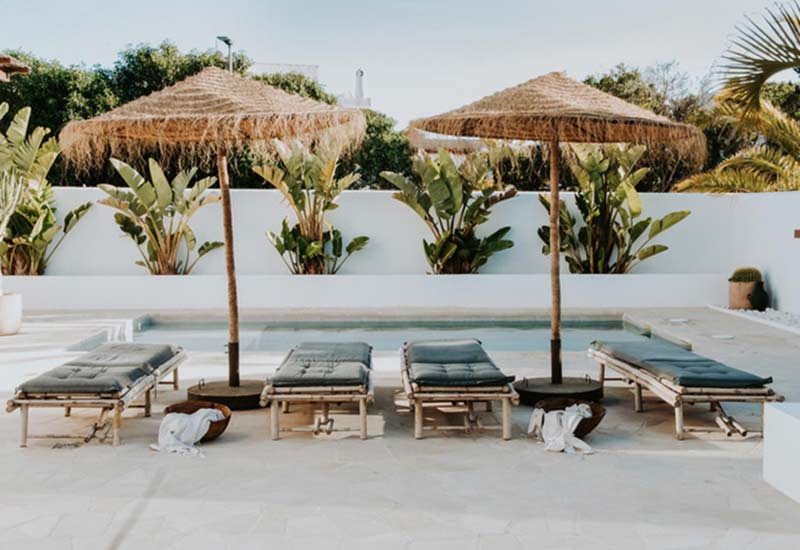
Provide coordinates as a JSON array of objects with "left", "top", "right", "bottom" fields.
[
  {"left": 217, "top": 147, "right": 240, "bottom": 387},
  {"left": 549, "top": 135, "right": 562, "bottom": 384}
]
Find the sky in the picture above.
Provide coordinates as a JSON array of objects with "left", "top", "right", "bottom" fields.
[{"left": 2, "top": 0, "right": 777, "bottom": 127}]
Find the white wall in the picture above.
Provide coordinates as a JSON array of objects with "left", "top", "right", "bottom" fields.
[
  {"left": 10, "top": 187, "right": 800, "bottom": 312},
  {"left": 6, "top": 274, "right": 725, "bottom": 310}
]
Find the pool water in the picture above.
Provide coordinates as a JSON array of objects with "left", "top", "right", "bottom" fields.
[{"left": 134, "top": 319, "right": 648, "bottom": 353}]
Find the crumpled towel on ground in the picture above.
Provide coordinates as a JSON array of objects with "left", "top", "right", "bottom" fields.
[
  {"left": 527, "top": 403, "right": 594, "bottom": 455},
  {"left": 150, "top": 408, "right": 224, "bottom": 457}
]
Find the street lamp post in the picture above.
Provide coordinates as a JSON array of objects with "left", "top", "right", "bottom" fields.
[{"left": 216, "top": 35, "right": 233, "bottom": 73}]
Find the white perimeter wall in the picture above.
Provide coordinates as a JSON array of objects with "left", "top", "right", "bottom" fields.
[{"left": 6, "top": 188, "right": 800, "bottom": 312}]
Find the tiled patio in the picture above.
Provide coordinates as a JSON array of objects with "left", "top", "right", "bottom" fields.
[{"left": 1, "top": 308, "right": 798, "bottom": 549}]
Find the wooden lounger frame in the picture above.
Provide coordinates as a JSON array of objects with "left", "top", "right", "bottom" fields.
[
  {"left": 401, "top": 347, "right": 519, "bottom": 440},
  {"left": 588, "top": 349, "right": 785, "bottom": 440},
  {"left": 260, "top": 373, "right": 375, "bottom": 440},
  {"left": 6, "top": 349, "right": 186, "bottom": 447}
]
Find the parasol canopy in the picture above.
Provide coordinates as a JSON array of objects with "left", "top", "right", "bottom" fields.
[
  {"left": 61, "top": 66, "right": 366, "bottom": 170},
  {"left": 410, "top": 71, "right": 705, "bottom": 160},
  {"left": 0, "top": 55, "right": 30, "bottom": 82}
]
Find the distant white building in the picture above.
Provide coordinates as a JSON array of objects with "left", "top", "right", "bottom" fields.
[
  {"left": 248, "top": 62, "right": 320, "bottom": 82},
  {"left": 337, "top": 69, "right": 372, "bottom": 108}
]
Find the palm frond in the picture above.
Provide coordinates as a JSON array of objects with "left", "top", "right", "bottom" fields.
[
  {"left": 716, "top": 144, "right": 800, "bottom": 183},
  {"left": 674, "top": 167, "right": 791, "bottom": 192},
  {"left": 719, "top": 1, "right": 800, "bottom": 113}
]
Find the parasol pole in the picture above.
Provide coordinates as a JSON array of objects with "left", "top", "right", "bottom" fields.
[
  {"left": 548, "top": 133, "right": 562, "bottom": 384},
  {"left": 216, "top": 146, "right": 240, "bottom": 387}
]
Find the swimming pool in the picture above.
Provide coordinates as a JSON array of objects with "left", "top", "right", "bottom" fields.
[{"left": 134, "top": 318, "right": 648, "bottom": 352}]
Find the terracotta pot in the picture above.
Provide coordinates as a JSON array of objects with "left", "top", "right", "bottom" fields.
[
  {"left": 0, "top": 292, "right": 22, "bottom": 336},
  {"left": 729, "top": 281, "right": 757, "bottom": 310}
]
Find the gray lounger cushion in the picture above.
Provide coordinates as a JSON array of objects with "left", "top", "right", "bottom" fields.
[
  {"left": 592, "top": 340, "right": 772, "bottom": 389},
  {"left": 18, "top": 343, "right": 180, "bottom": 395},
  {"left": 270, "top": 342, "right": 371, "bottom": 387},
  {"left": 405, "top": 339, "right": 514, "bottom": 387}
]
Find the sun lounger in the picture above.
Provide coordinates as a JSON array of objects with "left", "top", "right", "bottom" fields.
[
  {"left": 260, "top": 342, "right": 374, "bottom": 440},
  {"left": 401, "top": 339, "right": 519, "bottom": 440},
  {"left": 588, "top": 339, "right": 784, "bottom": 439},
  {"left": 6, "top": 342, "right": 185, "bottom": 447}
]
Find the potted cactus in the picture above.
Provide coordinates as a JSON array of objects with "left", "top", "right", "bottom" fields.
[{"left": 728, "top": 267, "right": 765, "bottom": 310}]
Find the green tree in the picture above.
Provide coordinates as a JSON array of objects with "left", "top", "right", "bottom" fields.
[
  {"left": 341, "top": 110, "right": 412, "bottom": 188},
  {"left": 584, "top": 63, "right": 712, "bottom": 190},
  {"left": 676, "top": 1, "right": 800, "bottom": 192},
  {"left": 761, "top": 81, "right": 800, "bottom": 120},
  {"left": 112, "top": 42, "right": 251, "bottom": 104},
  {"left": 584, "top": 64, "right": 667, "bottom": 114},
  {"left": 0, "top": 51, "right": 117, "bottom": 133}
]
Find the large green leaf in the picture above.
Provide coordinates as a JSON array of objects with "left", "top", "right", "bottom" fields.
[
  {"left": 346, "top": 235, "right": 369, "bottom": 254},
  {"left": 638, "top": 244, "right": 668, "bottom": 261},
  {"left": 63, "top": 202, "right": 93, "bottom": 233},
  {"left": 649, "top": 210, "right": 690, "bottom": 239},
  {"left": 198, "top": 241, "right": 224, "bottom": 257},
  {"left": 149, "top": 159, "right": 173, "bottom": 211},
  {"left": 6, "top": 107, "right": 31, "bottom": 146}
]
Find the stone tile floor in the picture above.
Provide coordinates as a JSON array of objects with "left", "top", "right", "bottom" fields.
[{"left": 0, "top": 308, "right": 798, "bottom": 549}]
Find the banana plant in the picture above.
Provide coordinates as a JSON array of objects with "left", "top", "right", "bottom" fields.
[
  {"left": 98, "top": 158, "right": 223, "bottom": 275},
  {"left": 0, "top": 170, "right": 23, "bottom": 296},
  {"left": 538, "top": 144, "right": 690, "bottom": 274},
  {"left": 380, "top": 145, "right": 518, "bottom": 274},
  {"left": 0, "top": 103, "right": 92, "bottom": 275},
  {"left": 253, "top": 137, "right": 369, "bottom": 274}
]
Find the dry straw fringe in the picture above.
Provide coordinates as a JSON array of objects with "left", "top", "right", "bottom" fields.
[
  {"left": 59, "top": 67, "right": 366, "bottom": 175},
  {"left": 409, "top": 72, "right": 707, "bottom": 167}
]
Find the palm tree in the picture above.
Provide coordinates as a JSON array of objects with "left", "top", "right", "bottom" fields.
[
  {"left": 676, "top": 100, "right": 800, "bottom": 191},
  {"left": 720, "top": 1, "right": 800, "bottom": 114},
  {"left": 677, "top": 0, "right": 800, "bottom": 192}
]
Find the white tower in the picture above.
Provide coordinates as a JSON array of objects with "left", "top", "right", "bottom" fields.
[{"left": 337, "top": 68, "right": 372, "bottom": 108}]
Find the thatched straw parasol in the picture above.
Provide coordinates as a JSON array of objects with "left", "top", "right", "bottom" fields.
[
  {"left": 411, "top": 71, "right": 706, "bottom": 401},
  {"left": 0, "top": 55, "right": 30, "bottom": 82},
  {"left": 61, "top": 67, "right": 366, "bottom": 408}
]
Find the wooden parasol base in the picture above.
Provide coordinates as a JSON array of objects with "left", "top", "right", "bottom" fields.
[
  {"left": 514, "top": 377, "right": 603, "bottom": 406},
  {"left": 187, "top": 380, "right": 264, "bottom": 411}
]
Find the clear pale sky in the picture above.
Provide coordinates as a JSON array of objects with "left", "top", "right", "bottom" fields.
[{"left": 3, "top": 0, "right": 774, "bottom": 127}]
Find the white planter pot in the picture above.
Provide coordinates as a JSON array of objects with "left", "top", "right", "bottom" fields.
[{"left": 0, "top": 292, "right": 22, "bottom": 336}]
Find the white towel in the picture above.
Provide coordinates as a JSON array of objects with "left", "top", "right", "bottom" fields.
[
  {"left": 527, "top": 403, "right": 594, "bottom": 454},
  {"left": 150, "top": 408, "right": 225, "bottom": 457}
]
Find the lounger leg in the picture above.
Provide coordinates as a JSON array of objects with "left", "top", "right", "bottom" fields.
[
  {"left": 414, "top": 402, "right": 424, "bottom": 439},
  {"left": 173, "top": 368, "right": 179, "bottom": 390},
  {"left": 633, "top": 383, "right": 643, "bottom": 413},
  {"left": 502, "top": 398, "right": 512, "bottom": 441},
  {"left": 270, "top": 400, "right": 280, "bottom": 441},
  {"left": 112, "top": 404, "right": 122, "bottom": 446},
  {"left": 359, "top": 398, "right": 367, "bottom": 440},
  {"left": 674, "top": 402, "right": 684, "bottom": 441},
  {"left": 64, "top": 406, "right": 71, "bottom": 417},
  {"left": 20, "top": 404, "right": 29, "bottom": 448},
  {"left": 144, "top": 389, "right": 152, "bottom": 417},
  {"left": 467, "top": 402, "right": 477, "bottom": 422}
]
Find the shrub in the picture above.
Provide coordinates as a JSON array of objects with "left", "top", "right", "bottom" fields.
[
  {"left": 98, "top": 158, "right": 223, "bottom": 274},
  {"left": 538, "top": 144, "right": 690, "bottom": 274},
  {"left": 253, "top": 137, "right": 369, "bottom": 274},
  {"left": 381, "top": 145, "right": 518, "bottom": 274},
  {"left": 0, "top": 103, "right": 92, "bottom": 275}
]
